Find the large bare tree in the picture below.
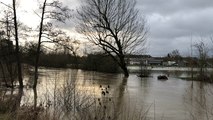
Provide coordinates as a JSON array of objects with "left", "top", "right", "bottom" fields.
[{"left": 77, "top": 0, "right": 147, "bottom": 77}]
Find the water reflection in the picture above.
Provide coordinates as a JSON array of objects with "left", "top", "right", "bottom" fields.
[
  {"left": 19, "top": 68, "right": 213, "bottom": 120},
  {"left": 183, "top": 82, "right": 213, "bottom": 120},
  {"left": 33, "top": 88, "right": 37, "bottom": 109}
]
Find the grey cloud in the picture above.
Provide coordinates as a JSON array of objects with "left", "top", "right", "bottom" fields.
[
  {"left": 135, "top": 0, "right": 213, "bottom": 56},
  {"left": 149, "top": 8, "right": 213, "bottom": 39},
  {"left": 137, "top": 0, "right": 213, "bottom": 15},
  {"left": 148, "top": 36, "right": 193, "bottom": 57},
  {"left": 172, "top": 9, "right": 213, "bottom": 36}
]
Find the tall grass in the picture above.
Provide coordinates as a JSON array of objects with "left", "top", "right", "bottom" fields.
[{"left": 184, "top": 82, "right": 213, "bottom": 120}]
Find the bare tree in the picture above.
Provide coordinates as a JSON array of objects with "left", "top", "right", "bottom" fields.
[
  {"left": 12, "top": 0, "right": 24, "bottom": 88},
  {"left": 0, "top": 1, "right": 24, "bottom": 88},
  {"left": 0, "top": 10, "right": 13, "bottom": 40},
  {"left": 194, "top": 41, "right": 209, "bottom": 82},
  {"left": 168, "top": 49, "right": 182, "bottom": 63},
  {"left": 0, "top": 11, "right": 14, "bottom": 88},
  {"left": 0, "top": 2, "right": 32, "bottom": 88},
  {"left": 77, "top": 0, "right": 147, "bottom": 77},
  {"left": 33, "top": 0, "right": 71, "bottom": 88}
]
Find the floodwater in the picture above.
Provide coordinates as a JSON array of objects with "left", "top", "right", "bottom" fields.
[{"left": 20, "top": 68, "right": 213, "bottom": 120}]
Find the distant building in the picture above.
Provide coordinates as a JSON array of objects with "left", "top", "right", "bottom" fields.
[
  {"left": 126, "top": 54, "right": 203, "bottom": 67},
  {"left": 147, "top": 58, "right": 163, "bottom": 66},
  {"left": 126, "top": 55, "right": 151, "bottom": 65},
  {"left": 162, "top": 61, "right": 177, "bottom": 66},
  {"left": 126, "top": 55, "right": 165, "bottom": 66}
]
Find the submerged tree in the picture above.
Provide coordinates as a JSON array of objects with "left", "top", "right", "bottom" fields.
[
  {"left": 33, "top": 0, "right": 71, "bottom": 88},
  {"left": 168, "top": 49, "right": 182, "bottom": 63},
  {"left": 77, "top": 0, "right": 147, "bottom": 77},
  {"left": 194, "top": 41, "right": 209, "bottom": 82}
]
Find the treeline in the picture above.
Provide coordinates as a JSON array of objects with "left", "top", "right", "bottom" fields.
[
  {"left": 81, "top": 53, "right": 119, "bottom": 73},
  {"left": 20, "top": 46, "right": 119, "bottom": 73}
]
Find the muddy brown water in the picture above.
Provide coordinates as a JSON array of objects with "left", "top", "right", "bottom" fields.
[{"left": 18, "top": 68, "right": 213, "bottom": 120}]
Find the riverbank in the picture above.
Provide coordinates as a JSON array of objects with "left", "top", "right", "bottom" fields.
[{"left": 128, "top": 65, "right": 213, "bottom": 73}]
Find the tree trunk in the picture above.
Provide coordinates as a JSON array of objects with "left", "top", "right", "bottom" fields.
[
  {"left": 0, "top": 61, "right": 8, "bottom": 87},
  {"left": 122, "top": 65, "right": 129, "bottom": 77},
  {"left": 33, "top": 88, "right": 37, "bottom": 109},
  {"left": 13, "top": 0, "right": 23, "bottom": 88},
  {"left": 120, "top": 55, "right": 129, "bottom": 77},
  {"left": 33, "top": 0, "right": 47, "bottom": 89}
]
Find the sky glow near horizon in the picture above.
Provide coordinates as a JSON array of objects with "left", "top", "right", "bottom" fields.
[{"left": 0, "top": 0, "right": 213, "bottom": 57}]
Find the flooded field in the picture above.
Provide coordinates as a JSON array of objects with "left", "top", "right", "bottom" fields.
[{"left": 14, "top": 68, "right": 213, "bottom": 120}]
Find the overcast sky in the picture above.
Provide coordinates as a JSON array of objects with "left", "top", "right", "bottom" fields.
[
  {"left": 137, "top": 0, "right": 213, "bottom": 56},
  {"left": 0, "top": 0, "right": 213, "bottom": 57}
]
